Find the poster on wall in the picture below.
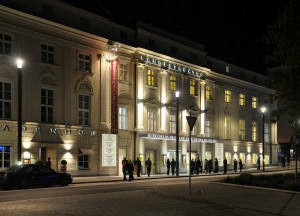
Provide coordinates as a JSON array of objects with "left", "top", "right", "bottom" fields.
[
  {"left": 215, "top": 143, "right": 224, "bottom": 167},
  {"left": 102, "top": 134, "right": 117, "bottom": 167}
]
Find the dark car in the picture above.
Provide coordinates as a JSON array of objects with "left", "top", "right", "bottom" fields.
[{"left": 0, "top": 164, "right": 73, "bottom": 189}]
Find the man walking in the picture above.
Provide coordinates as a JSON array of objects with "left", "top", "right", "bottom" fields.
[
  {"left": 145, "top": 158, "right": 152, "bottom": 177},
  {"left": 136, "top": 157, "right": 142, "bottom": 177}
]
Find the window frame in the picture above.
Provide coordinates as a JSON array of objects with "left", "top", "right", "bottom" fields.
[
  {"left": 147, "top": 69, "right": 156, "bottom": 87},
  {"left": 225, "top": 90, "right": 231, "bottom": 103},
  {"left": 41, "top": 43, "right": 55, "bottom": 64},
  {"left": 190, "top": 80, "right": 196, "bottom": 96},
  {"left": 252, "top": 96, "right": 258, "bottom": 108},
  {"left": 239, "top": 93, "right": 246, "bottom": 106},
  {"left": 119, "top": 63, "right": 128, "bottom": 81},
  {"left": 205, "top": 85, "right": 212, "bottom": 100},
  {"left": 41, "top": 88, "right": 54, "bottom": 123},
  {"left": 252, "top": 121, "right": 257, "bottom": 141},
  {"left": 118, "top": 107, "right": 128, "bottom": 129},
  {"left": 169, "top": 75, "right": 177, "bottom": 91},
  {"left": 77, "top": 94, "right": 90, "bottom": 126},
  {"left": 0, "top": 33, "right": 12, "bottom": 55},
  {"left": 147, "top": 110, "right": 157, "bottom": 132},
  {"left": 0, "top": 81, "right": 12, "bottom": 119},
  {"left": 78, "top": 53, "right": 91, "bottom": 73},
  {"left": 78, "top": 149, "right": 89, "bottom": 169},
  {"left": 0, "top": 145, "right": 11, "bottom": 168},
  {"left": 239, "top": 119, "right": 245, "bottom": 140}
]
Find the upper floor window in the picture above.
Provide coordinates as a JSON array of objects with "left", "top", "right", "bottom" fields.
[
  {"left": 148, "top": 39, "right": 156, "bottom": 47},
  {"left": 41, "top": 44, "right": 54, "bottom": 64},
  {"left": 252, "top": 121, "right": 257, "bottom": 141},
  {"left": 0, "top": 33, "right": 12, "bottom": 55},
  {"left": 119, "top": 107, "right": 128, "bottom": 129},
  {"left": 224, "top": 117, "right": 230, "bottom": 139},
  {"left": 147, "top": 110, "right": 156, "bottom": 132},
  {"left": 41, "top": 88, "right": 54, "bottom": 123},
  {"left": 239, "top": 119, "right": 245, "bottom": 140},
  {"left": 252, "top": 96, "right": 258, "bottom": 108},
  {"left": 205, "top": 85, "right": 212, "bottom": 100},
  {"left": 190, "top": 80, "right": 196, "bottom": 96},
  {"left": 0, "top": 82, "right": 12, "bottom": 119},
  {"left": 239, "top": 93, "right": 245, "bottom": 106},
  {"left": 225, "top": 90, "right": 231, "bottom": 103},
  {"left": 0, "top": 145, "right": 11, "bottom": 168},
  {"left": 78, "top": 94, "right": 90, "bottom": 126},
  {"left": 170, "top": 114, "right": 176, "bottom": 134},
  {"left": 78, "top": 53, "right": 91, "bottom": 73},
  {"left": 204, "top": 120, "right": 212, "bottom": 137},
  {"left": 147, "top": 69, "right": 156, "bottom": 86},
  {"left": 119, "top": 63, "right": 128, "bottom": 81},
  {"left": 170, "top": 75, "right": 176, "bottom": 91}
]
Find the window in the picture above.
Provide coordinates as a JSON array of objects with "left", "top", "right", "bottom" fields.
[
  {"left": 78, "top": 94, "right": 90, "bottom": 126},
  {"left": 170, "top": 114, "right": 176, "bottom": 134},
  {"left": 252, "top": 97, "right": 258, "bottom": 108},
  {"left": 239, "top": 119, "right": 245, "bottom": 140},
  {"left": 0, "top": 145, "right": 11, "bottom": 168},
  {"left": 0, "top": 33, "right": 12, "bottom": 55},
  {"left": 148, "top": 39, "right": 155, "bottom": 47},
  {"left": 239, "top": 93, "right": 245, "bottom": 106},
  {"left": 170, "top": 75, "right": 176, "bottom": 91},
  {"left": 204, "top": 120, "right": 212, "bottom": 137},
  {"left": 147, "top": 69, "right": 156, "bottom": 86},
  {"left": 119, "top": 63, "right": 128, "bottom": 81},
  {"left": 41, "top": 44, "right": 54, "bottom": 64},
  {"left": 78, "top": 149, "right": 89, "bottom": 169},
  {"left": 78, "top": 53, "right": 91, "bottom": 72},
  {"left": 224, "top": 117, "right": 230, "bottom": 139},
  {"left": 264, "top": 123, "right": 270, "bottom": 143},
  {"left": 225, "top": 152, "right": 232, "bottom": 164},
  {"left": 147, "top": 110, "right": 156, "bottom": 132},
  {"left": 205, "top": 85, "right": 212, "bottom": 100},
  {"left": 0, "top": 82, "right": 12, "bottom": 119},
  {"left": 119, "top": 107, "right": 127, "bottom": 129},
  {"left": 41, "top": 88, "right": 54, "bottom": 123},
  {"left": 225, "top": 90, "right": 231, "bottom": 103},
  {"left": 252, "top": 121, "right": 257, "bottom": 141},
  {"left": 190, "top": 80, "right": 196, "bottom": 95},
  {"left": 252, "top": 154, "right": 258, "bottom": 165}
]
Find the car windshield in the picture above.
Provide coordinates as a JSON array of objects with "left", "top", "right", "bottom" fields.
[{"left": 5, "top": 165, "right": 23, "bottom": 171}]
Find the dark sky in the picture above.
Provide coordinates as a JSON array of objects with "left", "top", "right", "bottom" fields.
[{"left": 61, "top": 0, "right": 288, "bottom": 72}]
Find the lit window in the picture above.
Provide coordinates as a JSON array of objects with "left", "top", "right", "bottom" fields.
[
  {"left": 239, "top": 93, "right": 245, "bottom": 106},
  {"left": 170, "top": 114, "right": 176, "bottom": 134},
  {"left": 0, "top": 82, "right": 12, "bottom": 119},
  {"left": 0, "top": 145, "right": 11, "bottom": 168},
  {"left": 147, "top": 70, "right": 156, "bottom": 86},
  {"left": 0, "top": 33, "right": 12, "bottom": 55},
  {"left": 78, "top": 149, "right": 89, "bottom": 169},
  {"left": 252, "top": 97, "right": 258, "bottom": 108},
  {"left": 41, "top": 88, "right": 54, "bottom": 123},
  {"left": 147, "top": 110, "right": 156, "bottom": 132},
  {"left": 205, "top": 85, "right": 212, "bottom": 100},
  {"left": 170, "top": 75, "right": 176, "bottom": 91},
  {"left": 119, "top": 107, "right": 127, "bottom": 129},
  {"left": 239, "top": 119, "right": 245, "bottom": 140},
  {"left": 225, "top": 90, "right": 231, "bottom": 103},
  {"left": 224, "top": 117, "right": 230, "bottom": 139},
  {"left": 78, "top": 94, "right": 90, "bottom": 126},
  {"left": 204, "top": 120, "right": 212, "bottom": 137},
  {"left": 119, "top": 63, "right": 128, "bottom": 81},
  {"left": 252, "top": 121, "right": 257, "bottom": 141},
  {"left": 41, "top": 44, "right": 54, "bottom": 64},
  {"left": 78, "top": 53, "right": 91, "bottom": 72},
  {"left": 190, "top": 80, "right": 196, "bottom": 95}
]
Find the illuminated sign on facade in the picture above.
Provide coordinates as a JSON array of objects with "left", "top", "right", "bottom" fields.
[{"left": 139, "top": 133, "right": 216, "bottom": 143}]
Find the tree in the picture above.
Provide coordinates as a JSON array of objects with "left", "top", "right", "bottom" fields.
[{"left": 263, "top": 0, "right": 300, "bottom": 123}]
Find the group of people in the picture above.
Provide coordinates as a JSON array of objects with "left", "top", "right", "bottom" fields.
[
  {"left": 121, "top": 157, "right": 152, "bottom": 181},
  {"left": 281, "top": 156, "right": 291, "bottom": 168}
]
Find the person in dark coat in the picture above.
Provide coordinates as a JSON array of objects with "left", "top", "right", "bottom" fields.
[
  {"left": 190, "top": 159, "right": 195, "bottom": 175},
  {"left": 122, "top": 157, "right": 128, "bottom": 181},
  {"left": 281, "top": 156, "right": 286, "bottom": 167},
  {"left": 145, "top": 158, "right": 152, "bottom": 177},
  {"left": 214, "top": 158, "right": 219, "bottom": 173},
  {"left": 195, "top": 158, "right": 200, "bottom": 175},
  {"left": 204, "top": 159, "right": 209, "bottom": 174},
  {"left": 257, "top": 157, "right": 261, "bottom": 170},
  {"left": 136, "top": 157, "right": 142, "bottom": 177},
  {"left": 239, "top": 159, "right": 243, "bottom": 172},
  {"left": 171, "top": 158, "right": 176, "bottom": 175},
  {"left": 166, "top": 158, "right": 171, "bottom": 175},
  {"left": 223, "top": 157, "right": 228, "bottom": 174},
  {"left": 46, "top": 157, "right": 51, "bottom": 168},
  {"left": 287, "top": 156, "right": 291, "bottom": 168},
  {"left": 199, "top": 159, "right": 203, "bottom": 174},
  {"left": 208, "top": 159, "right": 213, "bottom": 174},
  {"left": 233, "top": 159, "right": 238, "bottom": 172},
  {"left": 127, "top": 160, "right": 134, "bottom": 181}
]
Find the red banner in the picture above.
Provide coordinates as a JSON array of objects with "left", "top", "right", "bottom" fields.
[{"left": 111, "top": 59, "right": 118, "bottom": 134}]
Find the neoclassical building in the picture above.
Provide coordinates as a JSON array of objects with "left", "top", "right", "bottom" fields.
[{"left": 0, "top": 0, "right": 277, "bottom": 176}]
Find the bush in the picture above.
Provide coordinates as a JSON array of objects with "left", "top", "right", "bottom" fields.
[{"left": 61, "top": 159, "right": 67, "bottom": 166}]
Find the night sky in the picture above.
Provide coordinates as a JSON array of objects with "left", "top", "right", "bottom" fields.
[{"left": 61, "top": 0, "right": 288, "bottom": 72}]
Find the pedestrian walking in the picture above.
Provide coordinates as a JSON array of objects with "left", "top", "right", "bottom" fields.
[
  {"left": 233, "top": 159, "right": 238, "bottom": 172},
  {"left": 128, "top": 160, "right": 134, "bottom": 181},
  {"left": 122, "top": 157, "right": 128, "bottom": 181},
  {"left": 136, "top": 157, "right": 142, "bottom": 177},
  {"left": 257, "top": 157, "right": 261, "bottom": 170},
  {"left": 287, "top": 156, "right": 291, "bottom": 168},
  {"left": 223, "top": 157, "right": 228, "bottom": 174},
  {"left": 204, "top": 159, "right": 209, "bottom": 174},
  {"left": 239, "top": 159, "right": 243, "bottom": 172},
  {"left": 214, "top": 158, "right": 219, "bottom": 173},
  {"left": 166, "top": 158, "right": 171, "bottom": 175},
  {"left": 281, "top": 156, "right": 286, "bottom": 167},
  {"left": 195, "top": 158, "right": 200, "bottom": 175},
  {"left": 199, "top": 159, "right": 203, "bottom": 174},
  {"left": 145, "top": 158, "right": 152, "bottom": 177},
  {"left": 190, "top": 159, "right": 195, "bottom": 175},
  {"left": 46, "top": 157, "right": 51, "bottom": 168},
  {"left": 171, "top": 158, "right": 176, "bottom": 175},
  {"left": 208, "top": 159, "right": 213, "bottom": 174}
]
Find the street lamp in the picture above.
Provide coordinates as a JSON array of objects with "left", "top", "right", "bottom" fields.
[
  {"left": 17, "top": 59, "right": 23, "bottom": 165},
  {"left": 261, "top": 106, "right": 266, "bottom": 172},
  {"left": 175, "top": 91, "right": 180, "bottom": 176}
]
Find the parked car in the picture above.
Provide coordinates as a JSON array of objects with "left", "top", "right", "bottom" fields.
[{"left": 0, "top": 164, "right": 73, "bottom": 189}]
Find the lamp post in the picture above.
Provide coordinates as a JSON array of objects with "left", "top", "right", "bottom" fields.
[
  {"left": 175, "top": 91, "right": 180, "bottom": 176},
  {"left": 17, "top": 59, "right": 23, "bottom": 164},
  {"left": 261, "top": 106, "right": 266, "bottom": 172}
]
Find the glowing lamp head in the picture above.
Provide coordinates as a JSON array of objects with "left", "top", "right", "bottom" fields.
[
  {"left": 261, "top": 106, "right": 266, "bottom": 114},
  {"left": 175, "top": 91, "right": 180, "bottom": 98},
  {"left": 17, "top": 59, "right": 23, "bottom": 69}
]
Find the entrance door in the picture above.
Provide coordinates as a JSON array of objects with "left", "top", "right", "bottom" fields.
[
  {"left": 39, "top": 144, "right": 57, "bottom": 170},
  {"left": 118, "top": 149, "right": 126, "bottom": 176},
  {"left": 145, "top": 151, "right": 155, "bottom": 174}
]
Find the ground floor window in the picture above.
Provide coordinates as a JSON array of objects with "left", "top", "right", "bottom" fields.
[
  {"left": 239, "top": 153, "right": 245, "bottom": 164},
  {"left": 252, "top": 153, "right": 258, "bottom": 165},
  {"left": 225, "top": 152, "right": 232, "bottom": 164},
  {"left": 0, "top": 145, "right": 11, "bottom": 168},
  {"left": 78, "top": 149, "right": 89, "bottom": 169}
]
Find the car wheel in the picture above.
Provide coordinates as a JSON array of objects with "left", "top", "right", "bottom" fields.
[
  {"left": 60, "top": 177, "right": 69, "bottom": 186},
  {"left": 18, "top": 179, "right": 29, "bottom": 189}
]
